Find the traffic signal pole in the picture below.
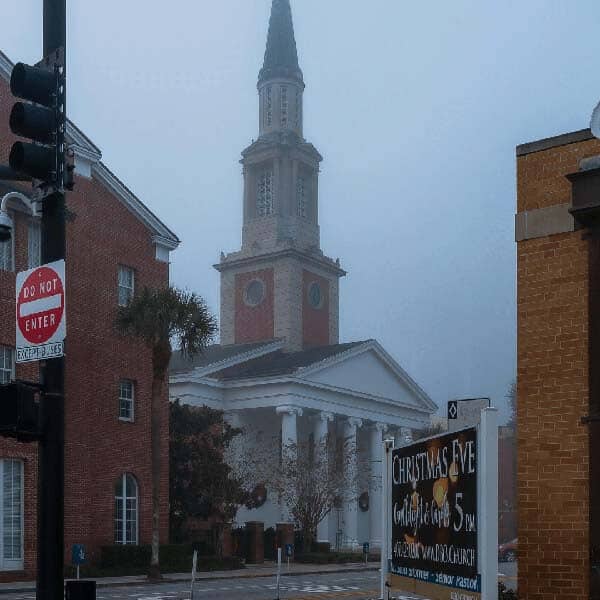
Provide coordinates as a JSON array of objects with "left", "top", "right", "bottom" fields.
[{"left": 38, "top": 2, "right": 66, "bottom": 600}]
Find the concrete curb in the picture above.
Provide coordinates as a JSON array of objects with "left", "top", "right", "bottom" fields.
[{"left": 0, "top": 565, "right": 379, "bottom": 594}]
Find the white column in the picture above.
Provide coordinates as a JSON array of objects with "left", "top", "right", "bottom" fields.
[
  {"left": 276, "top": 405, "right": 302, "bottom": 458},
  {"left": 343, "top": 417, "right": 362, "bottom": 549},
  {"left": 314, "top": 412, "right": 334, "bottom": 545},
  {"left": 369, "top": 422, "right": 387, "bottom": 548},
  {"left": 276, "top": 405, "right": 303, "bottom": 521}
]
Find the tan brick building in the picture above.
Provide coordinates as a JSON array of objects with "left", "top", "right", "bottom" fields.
[
  {"left": 516, "top": 129, "right": 600, "bottom": 599},
  {"left": 0, "top": 48, "right": 179, "bottom": 578}
]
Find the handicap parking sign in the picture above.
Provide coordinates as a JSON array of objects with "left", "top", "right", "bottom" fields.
[{"left": 72, "top": 544, "right": 86, "bottom": 565}]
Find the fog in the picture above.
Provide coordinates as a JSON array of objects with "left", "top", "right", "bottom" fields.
[{"left": 2, "top": 1, "right": 600, "bottom": 422}]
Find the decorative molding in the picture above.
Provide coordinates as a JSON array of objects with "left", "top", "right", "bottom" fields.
[
  {"left": 317, "top": 411, "right": 334, "bottom": 423},
  {"left": 215, "top": 247, "right": 346, "bottom": 278},
  {"left": 0, "top": 51, "right": 13, "bottom": 80},
  {"left": 347, "top": 417, "right": 363, "bottom": 429},
  {"left": 515, "top": 204, "right": 575, "bottom": 242},
  {"left": 152, "top": 234, "right": 180, "bottom": 252},
  {"left": 276, "top": 405, "right": 303, "bottom": 417},
  {"left": 516, "top": 128, "right": 594, "bottom": 157}
]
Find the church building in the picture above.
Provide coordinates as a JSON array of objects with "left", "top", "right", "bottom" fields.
[{"left": 169, "top": 0, "right": 437, "bottom": 550}]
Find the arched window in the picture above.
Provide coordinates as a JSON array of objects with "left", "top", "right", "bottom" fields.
[{"left": 114, "top": 474, "right": 138, "bottom": 545}]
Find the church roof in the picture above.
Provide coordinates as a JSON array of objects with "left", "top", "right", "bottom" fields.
[
  {"left": 209, "top": 341, "right": 370, "bottom": 381},
  {"left": 258, "top": 0, "right": 304, "bottom": 86},
  {"left": 170, "top": 339, "right": 279, "bottom": 373}
]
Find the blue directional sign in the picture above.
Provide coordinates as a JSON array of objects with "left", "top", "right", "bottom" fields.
[
  {"left": 72, "top": 544, "right": 86, "bottom": 566},
  {"left": 285, "top": 543, "right": 293, "bottom": 558},
  {"left": 363, "top": 542, "right": 369, "bottom": 555}
]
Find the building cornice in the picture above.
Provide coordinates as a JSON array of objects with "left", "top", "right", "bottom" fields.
[
  {"left": 0, "top": 51, "right": 13, "bottom": 80},
  {"left": 92, "top": 162, "right": 180, "bottom": 248},
  {"left": 214, "top": 247, "right": 346, "bottom": 277},
  {"left": 170, "top": 371, "right": 433, "bottom": 417}
]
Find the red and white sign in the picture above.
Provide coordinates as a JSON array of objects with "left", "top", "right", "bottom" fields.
[{"left": 16, "top": 260, "right": 66, "bottom": 363}]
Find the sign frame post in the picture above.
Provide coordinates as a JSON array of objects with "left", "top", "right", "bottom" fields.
[
  {"left": 478, "top": 407, "right": 498, "bottom": 600},
  {"left": 380, "top": 438, "right": 394, "bottom": 600},
  {"left": 387, "top": 409, "right": 498, "bottom": 600}
]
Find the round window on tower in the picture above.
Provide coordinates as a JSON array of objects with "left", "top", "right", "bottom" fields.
[
  {"left": 307, "top": 281, "right": 324, "bottom": 310},
  {"left": 244, "top": 279, "right": 265, "bottom": 307}
]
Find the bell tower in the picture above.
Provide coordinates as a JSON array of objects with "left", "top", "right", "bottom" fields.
[{"left": 215, "top": 0, "right": 346, "bottom": 351}]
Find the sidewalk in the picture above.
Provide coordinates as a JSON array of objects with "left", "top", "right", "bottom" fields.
[{"left": 0, "top": 562, "right": 379, "bottom": 594}]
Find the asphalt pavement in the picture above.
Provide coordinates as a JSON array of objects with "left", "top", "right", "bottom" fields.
[
  {"left": 0, "top": 572, "right": 427, "bottom": 600},
  {"left": 0, "top": 561, "right": 517, "bottom": 600}
]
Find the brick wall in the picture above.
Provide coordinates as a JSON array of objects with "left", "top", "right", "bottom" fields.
[
  {"left": 517, "top": 133, "right": 600, "bottom": 599},
  {"left": 234, "top": 268, "right": 274, "bottom": 344},
  {"left": 302, "top": 269, "right": 330, "bottom": 348},
  {"left": 0, "top": 70, "right": 170, "bottom": 577}
]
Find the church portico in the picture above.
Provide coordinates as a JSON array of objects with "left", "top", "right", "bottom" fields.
[{"left": 169, "top": 0, "right": 437, "bottom": 556}]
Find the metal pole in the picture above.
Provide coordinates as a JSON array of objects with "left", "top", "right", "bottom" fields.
[
  {"left": 380, "top": 439, "right": 393, "bottom": 600},
  {"left": 37, "top": 3, "right": 66, "bottom": 600}
]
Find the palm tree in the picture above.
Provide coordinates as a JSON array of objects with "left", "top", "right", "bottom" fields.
[{"left": 116, "top": 286, "right": 217, "bottom": 579}]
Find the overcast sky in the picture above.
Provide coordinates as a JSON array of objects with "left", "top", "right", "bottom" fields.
[{"left": 2, "top": 1, "right": 600, "bottom": 423}]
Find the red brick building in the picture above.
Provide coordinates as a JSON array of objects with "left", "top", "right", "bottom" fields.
[
  {"left": 516, "top": 128, "right": 600, "bottom": 599},
  {"left": 498, "top": 426, "right": 517, "bottom": 545},
  {"left": 0, "top": 49, "right": 179, "bottom": 579}
]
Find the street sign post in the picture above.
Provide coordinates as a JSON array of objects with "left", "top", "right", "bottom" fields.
[
  {"left": 15, "top": 260, "right": 66, "bottom": 363},
  {"left": 71, "top": 544, "right": 86, "bottom": 580}
]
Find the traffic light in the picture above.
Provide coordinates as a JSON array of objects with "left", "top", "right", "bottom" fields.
[
  {"left": 0, "top": 382, "right": 41, "bottom": 442},
  {"left": 8, "top": 57, "right": 65, "bottom": 191}
]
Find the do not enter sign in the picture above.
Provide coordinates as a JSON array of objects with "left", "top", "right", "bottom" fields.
[{"left": 16, "top": 260, "right": 66, "bottom": 363}]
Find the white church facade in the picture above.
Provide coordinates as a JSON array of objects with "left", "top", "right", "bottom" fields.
[{"left": 169, "top": 0, "right": 437, "bottom": 550}]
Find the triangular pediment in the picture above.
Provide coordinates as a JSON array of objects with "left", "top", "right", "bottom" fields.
[{"left": 297, "top": 341, "right": 437, "bottom": 413}]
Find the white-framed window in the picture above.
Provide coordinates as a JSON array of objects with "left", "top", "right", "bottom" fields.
[
  {"left": 114, "top": 474, "right": 138, "bottom": 545},
  {"left": 0, "top": 460, "right": 24, "bottom": 571},
  {"left": 257, "top": 171, "right": 274, "bottom": 217},
  {"left": 280, "top": 86, "right": 288, "bottom": 128},
  {"left": 117, "top": 266, "right": 135, "bottom": 307},
  {"left": 0, "top": 347, "right": 14, "bottom": 385},
  {"left": 265, "top": 86, "right": 272, "bottom": 127},
  {"left": 0, "top": 231, "right": 13, "bottom": 272},
  {"left": 119, "top": 380, "right": 134, "bottom": 422},
  {"left": 27, "top": 220, "right": 41, "bottom": 269},
  {"left": 297, "top": 175, "right": 309, "bottom": 218}
]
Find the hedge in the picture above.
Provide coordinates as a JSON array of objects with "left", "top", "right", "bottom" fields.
[{"left": 96, "top": 545, "right": 243, "bottom": 575}]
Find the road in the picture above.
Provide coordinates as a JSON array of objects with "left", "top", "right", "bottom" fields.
[
  {"left": 0, "top": 564, "right": 517, "bottom": 600},
  {"left": 2, "top": 572, "right": 426, "bottom": 600}
]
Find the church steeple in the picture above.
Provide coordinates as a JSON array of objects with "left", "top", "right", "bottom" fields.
[
  {"left": 257, "top": 0, "right": 305, "bottom": 138},
  {"left": 215, "top": 0, "right": 346, "bottom": 352},
  {"left": 259, "top": 0, "right": 304, "bottom": 86}
]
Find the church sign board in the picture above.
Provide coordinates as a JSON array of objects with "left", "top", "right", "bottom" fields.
[{"left": 387, "top": 409, "right": 498, "bottom": 600}]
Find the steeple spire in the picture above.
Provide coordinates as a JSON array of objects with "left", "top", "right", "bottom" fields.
[{"left": 258, "top": 0, "right": 304, "bottom": 86}]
